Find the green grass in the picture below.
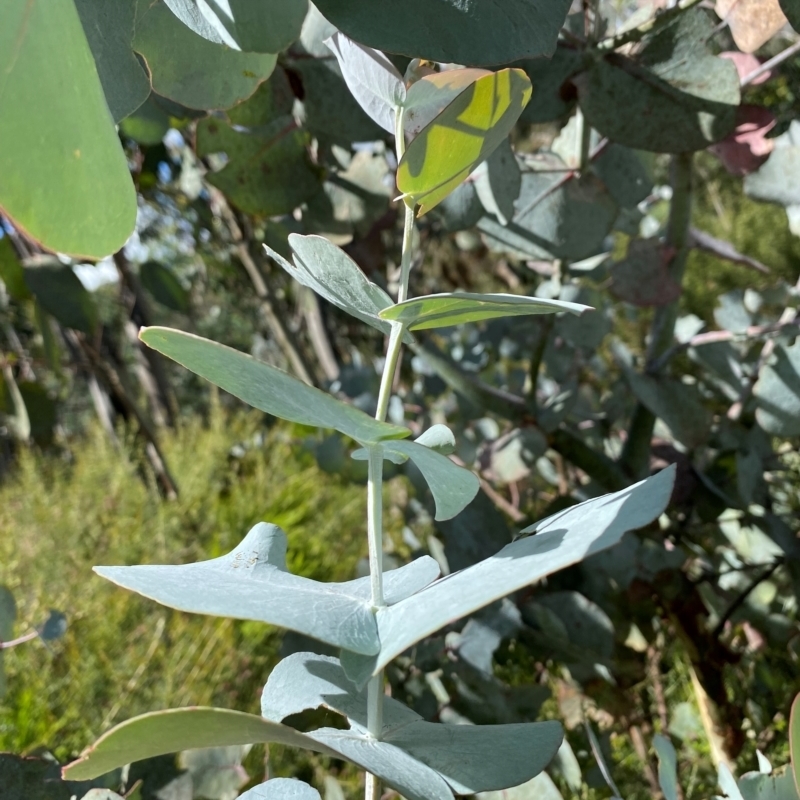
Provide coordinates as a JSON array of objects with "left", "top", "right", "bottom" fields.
[{"left": 0, "top": 406, "right": 371, "bottom": 763}]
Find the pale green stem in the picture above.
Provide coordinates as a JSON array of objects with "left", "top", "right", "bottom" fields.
[
  {"left": 366, "top": 446, "right": 385, "bottom": 609},
  {"left": 375, "top": 323, "right": 405, "bottom": 423}
]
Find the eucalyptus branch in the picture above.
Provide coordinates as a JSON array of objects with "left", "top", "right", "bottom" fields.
[
  {"left": 740, "top": 40, "right": 800, "bottom": 87},
  {"left": 596, "top": 0, "right": 705, "bottom": 51},
  {"left": 712, "top": 559, "right": 784, "bottom": 639}
]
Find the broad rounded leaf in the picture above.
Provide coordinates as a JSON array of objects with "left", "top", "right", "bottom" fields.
[
  {"left": 74, "top": 0, "right": 150, "bottom": 122},
  {"left": 754, "top": 341, "right": 800, "bottom": 436},
  {"left": 133, "top": 2, "right": 276, "bottom": 110},
  {"left": 139, "top": 327, "right": 408, "bottom": 443},
  {"left": 163, "top": 0, "right": 308, "bottom": 53},
  {"left": 24, "top": 263, "right": 98, "bottom": 334},
  {"left": 474, "top": 138, "right": 522, "bottom": 225},
  {"left": 341, "top": 466, "right": 676, "bottom": 685},
  {"left": 397, "top": 69, "right": 532, "bottom": 215},
  {"left": 312, "top": 0, "right": 573, "bottom": 66},
  {"left": 379, "top": 291, "right": 590, "bottom": 330},
  {"left": 516, "top": 48, "right": 582, "bottom": 124},
  {"left": 744, "top": 122, "right": 800, "bottom": 207},
  {"left": 239, "top": 780, "right": 321, "bottom": 800},
  {"left": 0, "top": 0, "right": 137, "bottom": 258}
]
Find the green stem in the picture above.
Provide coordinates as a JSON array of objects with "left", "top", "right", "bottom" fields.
[
  {"left": 375, "top": 323, "right": 405, "bottom": 423},
  {"left": 366, "top": 446, "right": 385, "bottom": 609},
  {"left": 619, "top": 153, "right": 693, "bottom": 479}
]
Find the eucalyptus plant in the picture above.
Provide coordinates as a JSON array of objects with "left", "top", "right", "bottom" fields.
[{"left": 57, "top": 35, "right": 677, "bottom": 800}]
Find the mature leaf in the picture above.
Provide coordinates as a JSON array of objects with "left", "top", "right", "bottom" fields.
[
  {"left": 163, "top": 0, "right": 307, "bottom": 53},
  {"left": 24, "top": 263, "right": 98, "bottom": 334},
  {"left": 74, "top": 0, "right": 150, "bottom": 122},
  {"left": 196, "top": 116, "right": 319, "bottom": 216},
  {"left": 262, "top": 652, "right": 563, "bottom": 795},
  {"left": 341, "top": 466, "right": 676, "bottom": 685},
  {"left": 716, "top": 0, "right": 788, "bottom": 53},
  {"left": 380, "top": 291, "right": 589, "bottom": 330},
  {"left": 62, "top": 708, "right": 334, "bottom": 781},
  {"left": 140, "top": 262, "right": 189, "bottom": 312},
  {"left": 654, "top": 735, "right": 680, "bottom": 800},
  {"left": 397, "top": 69, "right": 532, "bottom": 215},
  {"left": 239, "top": 780, "right": 320, "bottom": 800},
  {"left": 0, "top": 0, "right": 136, "bottom": 258},
  {"left": 754, "top": 341, "right": 800, "bottom": 436},
  {"left": 95, "top": 523, "right": 439, "bottom": 654},
  {"left": 265, "top": 234, "right": 397, "bottom": 336},
  {"left": 119, "top": 96, "right": 171, "bottom": 145},
  {"left": 133, "top": 1, "right": 276, "bottom": 110},
  {"left": 312, "top": 0, "right": 572, "bottom": 66},
  {"left": 744, "top": 122, "right": 800, "bottom": 207},
  {"left": 474, "top": 138, "right": 522, "bottom": 225},
  {"left": 139, "top": 327, "right": 409, "bottom": 443},
  {"left": 325, "top": 33, "right": 406, "bottom": 134},
  {"left": 576, "top": 9, "right": 739, "bottom": 153},
  {"left": 516, "top": 48, "right": 582, "bottom": 124},
  {"left": 227, "top": 70, "right": 295, "bottom": 126}
]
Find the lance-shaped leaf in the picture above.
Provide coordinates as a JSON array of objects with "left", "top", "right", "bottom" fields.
[
  {"left": 379, "top": 292, "right": 590, "bottom": 331},
  {"left": 397, "top": 69, "right": 532, "bottom": 215},
  {"left": 264, "top": 235, "right": 404, "bottom": 338},
  {"left": 341, "top": 466, "right": 676, "bottom": 686},
  {"left": 324, "top": 33, "right": 406, "bottom": 134},
  {"left": 576, "top": 9, "right": 739, "bottom": 153},
  {"left": 94, "top": 523, "right": 440, "bottom": 655},
  {"left": 262, "top": 653, "right": 563, "bottom": 795},
  {"left": 0, "top": 0, "right": 137, "bottom": 259},
  {"left": 754, "top": 342, "right": 800, "bottom": 437},
  {"left": 163, "top": 0, "right": 308, "bottom": 54},
  {"left": 311, "top": 0, "right": 573, "bottom": 66},
  {"left": 139, "top": 327, "right": 408, "bottom": 444},
  {"left": 133, "top": 1, "right": 276, "bottom": 110},
  {"left": 240, "top": 780, "right": 321, "bottom": 800}
]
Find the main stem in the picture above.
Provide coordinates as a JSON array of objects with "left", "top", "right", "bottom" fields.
[{"left": 363, "top": 106, "right": 417, "bottom": 800}]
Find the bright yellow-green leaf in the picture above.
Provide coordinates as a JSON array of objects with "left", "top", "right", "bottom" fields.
[
  {"left": 0, "top": 0, "right": 137, "bottom": 258},
  {"left": 397, "top": 69, "right": 531, "bottom": 216}
]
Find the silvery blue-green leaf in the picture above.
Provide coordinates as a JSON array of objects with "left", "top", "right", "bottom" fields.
[
  {"left": 433, "top": 180, "right": 486, "bottom": 232},
  {"left": 477, "top": 771, "right": 564, "bottom": 800},
  {"left": 551, "top": 739, "right": 582, "bottom": 791},
  {"left": 473, "top": 138, "right": 522, "bottom": 225},
  {"left": 744, "top": 122, "right": 800, "bottom": 207},
  {"left": 163, "top": 0, "right": 308, "bottom": 53},
  {"left": 415, "top": 424, "right": 456, "bottom": 455},
  {"left": 738, "top": 770, "right": 800, "bottom": 800},
  {"left": 139, "top": 327, "right": 408, "bottom": 444},
  {"left": 0, "top": 586, "right": 15, "bottom": 700},
  {"left": 95, "top": 523, "right": 439, "bottom": 655},
  {"left": 239, "top": 780, "right": 320, "bottom": 800},
  {"left": 516, "top": 47, "right": 582, "bottom": 124},
  {"left": 241, "top": 780, "right": 317, "bottom": 800},
  {"left": 179, "top": 746, "right": 249, "bottom": 800},
  {"left": 324, "top": 33, "right": 406, "bottom": 134},
  {"left": 754, "top": 342, "right": 800, "bottom": 436},
  {"left": 379, "top": 292, "right": 589, "bottom": 331},
  {"left": 654, "top": 734, "right": 679, "bottom": 800},
  {"left": 593, "top": 144, "right": 653, "bottom": 209},
  {"left": 719, "top": 765, "right": 746, "bottom": 800},
  {"left": 262, "top": 653, "right": 563, "bottom": 795},
  {"left": 341, "top": 465, "right": 675, "bottom": 686},
  {"left": 265, "top": 235, "right": 406, "bottom": 339}
]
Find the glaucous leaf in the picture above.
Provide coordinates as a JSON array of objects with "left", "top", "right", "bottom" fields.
[
  {"left": 341, "top": 466, "right": 676, "bottom": 685},
  {"left": 754, "top": 341, "right": 800, "bottom": 436},
  {"left": 474, "top": 138, "right": 522, "bottom": 225},
  {"left": 133, "top": 1, "right": 276, "bottom": 110},
  {"left": 74, "top": 0, "right": 150, "bottom": 122},
  {"left": 654, "top": 735, "right": 680, "bottom": 800},
  {"left": 414, "top": 424, "right": 456, "bottom": 455},
  {"left": 610, "top": 239, "right": 682, "bottom": 307},
  {"left": 197, "top": 116, "right": 319, "bottom": 216},
  {"left": 516, "top": 48, "right": 582, "bottom": 124},
  {"left": 24, "top": 263, "right": 98, "bottom": 334},
  {"left": 478, "top": 771, "right": 565, "bottom": 800},
  {"left": 324, "top": 33, "right": 406, "bottom": 134},
  {"left": 0, "top": 586, "right": 15, "bottom": 700},
  {"left": 432, "top": 180, "right": 486, "bottom": 232},
  {"left": 239, "top": 780, "right": 321, "bottom": 800},
  {"left": 738, "top": 769, "right": 800, "bottom": 800},
  {"left": 311, "top": 0, "right": 573, "bottom": 66},
  {"left": 94, "top": 522, "right": 439, "bottom": 654},
  {"left": 1, "top": 0, "right": 136, "bottom": 258},
  {"left": 744, "top": 122, "right": 800, "bottom": 207},
  {"left": 379, "top": 291, "right": 590, "bottom": 330},
  {"left": 593, "top": 144, "right": 654, "bottom": 208},
  {"left": 262, "top": 652, "right": 563, "bottom": 795},
  {"left": 163, "top": 0, "right": 308, "bottom": 53},
  {"left": 38, "top": 610, "right": 67, "bottom": 641},
  {"left": 139, "top": 327, "right": 409, "bottom": 443},
  {"left": 576, "top": 9, "right": 739, "bottom": 153},
  {"left": 397, "top": 69, "right": 532, "bottom": 215},
  {"left": 140, "top": 262, "right": 189, "bottom": 312},
  {"left": 264, "top": 234, "right": 398, "bottom": 336}
]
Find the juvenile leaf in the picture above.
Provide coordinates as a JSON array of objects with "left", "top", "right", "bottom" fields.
[
  {"left": 262, "top": 653, "right": 563, "bottom": 795},
  {"left": 474, "top": 138, "right": 522, "bottom": 225},
  {"left": 414, "top": 424, "right": 456, "bottom": 455},
  {"left": 139, "top": 327, "right": 409, "bottom": 443},
  {"left": 74, "top": 0, "right": 150, "bottom": 122},
  {"left": 432, "top": 180, "right": 486, "bottom": 232},
  {"left": 94, "top": 523, "right": 439, "bottom": 655},
  {"left": 593, "top": 144, "right": 653, "bottom": 208},
  {"left": 516, "top": 48, "right": 582, "bottom": 124},
  {"left": 576, "top": 9, "right": 739, "bottom": 153},
  {"left": 610, "top": 239, "right": 682, "bottom": 307},
  {"left": 24, "top": 263, "right": 98, "bottom": 334},
  {"left": 163, "top": 0, "right": 308, "bottom": 53},
  {"left": 738, "top": 769, "right": 800, "bottom": 800},
  {"left": 239, "top": 780, "right": 320, "bottom": 800},
  {"left": 140, "top": 262, "right": 189, "bottom": 312},
  {"left": 654, "top": 735, "right": 679, "bottom": 800},
  {"left": 311, "top": 0, "right": 573, "bottom": 66},
  {"left": 265, "top": 235, "right": 397, "bottom": 336},
  {"left": 754, "top": 341, "right": 800, "bottom": 436},
  {"left": 379, "top": 291, "right": 590, "bottom": 330},
  {"left": 324, "top": 33, "right": 406, "bottom": 134},
  {"left": 397, "top": 69, "right": 532, "bottom": 215},
  {"left": 0, "top": 0, "right": 137, "bottom": 258},
  {"left": 744, "top": 122, "right": 800, "bottom": 207},
  {"left": 341, "top": 466, "right": 676, "bottom": 685},
  {"left": 133, "top": 2, "right": 277, "bottom": 110},
  {"left": 197, "top": 116, "right": 319, "bottom": 216}
]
